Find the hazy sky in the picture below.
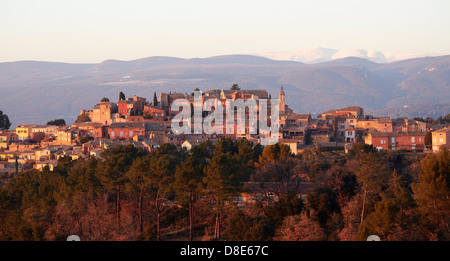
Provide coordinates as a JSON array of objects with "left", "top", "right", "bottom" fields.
[{"left": 1, "top": 0, "right": 450, "bottom": 63}]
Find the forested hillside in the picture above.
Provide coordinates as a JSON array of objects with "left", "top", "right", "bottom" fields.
[{"left": 1, "top": 139, "right": 449, "bottom": 241}]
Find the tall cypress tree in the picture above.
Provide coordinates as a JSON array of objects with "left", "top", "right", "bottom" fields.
[
  {"left": 153, "top": 92, "right": 158, "bottom": 106},
  {"left": 0, "top": 110, "right": 11, "bottom": 130},
  {"left": 119, "top": 91, "right": 126, "bottom": 101}
]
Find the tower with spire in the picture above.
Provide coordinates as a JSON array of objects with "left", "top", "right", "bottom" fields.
[{"left": 279, "top": 86, "right": 285, "bottom": 113}]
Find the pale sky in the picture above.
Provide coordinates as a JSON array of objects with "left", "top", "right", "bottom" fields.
[{"left": 1, "top": 0, "right": 450, "bottom": 63}]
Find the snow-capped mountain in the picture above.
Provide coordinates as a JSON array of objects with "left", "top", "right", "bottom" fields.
[{"left": 255, "top": 47, "right": 439, "bottom": 64}]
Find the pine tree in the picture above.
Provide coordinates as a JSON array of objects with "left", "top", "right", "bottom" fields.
[
  {"left": 0, "top": 110, "right": 12, "bottom": 130},
  {"left": 231, "top": 83, "right": 240, "bottom": 90},
  {"left": 98, "top": 145, "right": 147, "bottom": 232},
  {"left": 119, "top": 91, "right": 126, "bottom": 101},
  {"left": 412, "top": 148, "right": 450, "bottom": 235},
  {"left": 354, "top": 153, "right": 389, "bottom": 225},
  {"left": 125, "top": 157, "right": 151, "bottom": 233},
  {"left": 203, "top": 143, "right": 244, "bottom": 240},
  {"left": 174, "top": 156, "right": 204, "bottom": 241}
]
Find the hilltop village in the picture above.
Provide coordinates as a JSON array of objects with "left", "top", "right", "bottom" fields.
[{"left": 1, "top": 87, "right": 449, "bottom": 175}]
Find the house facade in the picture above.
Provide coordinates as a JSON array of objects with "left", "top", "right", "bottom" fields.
[
  {"left": 108, "top": 122, "right": 147, "bottom": 140},
  {"left": 432, "top": 128, "right": 450, "bottom": 152},
  {"left": 15, "top": 124, "right": 35, "bottom": 140},
  {"left": 344, "top": 127, "right": 356, "bottom": 143},
  {"left": 365, "top": 132, "right": 426, "bottom": 151},
  {"left": 0, "top": 132, "right": 19, "bottom": 149},
  {"left": 31, "top": 125, "right": 59, "bottom": 137}
]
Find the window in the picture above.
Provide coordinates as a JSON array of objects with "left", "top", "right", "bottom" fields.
[
  {"left": 412, "top": 137, "right": 415, "bottom": 143},
  {"left": 392, "top": 137, "right": 395, "bottom": 143}
]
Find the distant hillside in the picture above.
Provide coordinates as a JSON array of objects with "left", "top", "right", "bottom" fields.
[
  {"left": 369, "top": 102, "right": 450, "bottom": 119},
  {"left": 318, "top": 57, "right": 381, "bottom": 70},
  {"left": 1, "top": 54, "right": 450, "bottom": 129}
]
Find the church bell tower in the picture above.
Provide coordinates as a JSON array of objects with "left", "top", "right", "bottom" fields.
[{"left": 279, "top": 86, "right": 285, "bottom": 113}]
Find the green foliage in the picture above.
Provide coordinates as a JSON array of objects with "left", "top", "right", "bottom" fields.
[
  {"left": 190, "top": 140, "right": 214, "bottom": 165},
  {"left": 414, "top": 114, "right": 450, "bottom": 125},
  {"left": 230, "top": 83, "right": 240, "bottom": 90},
  {"left": 79, "top": 136, "right": 93, "bottom": 144},
  {"left": 153, "top": 92, "right": 158, "bottom": 106},
  {"left": 174, "top": 156, "right": 204, "bottom": 205},
  {"left": 223, "top": 209, "right": 273, "bottom": 241},
  {"left": 64, "top": 157, "right": 102, "bottom": 195},
  {"left": 323, "top": 164, "right": 357, "bottom": 204},
  {"left": 257, "top": 142, "right": 292, "bottom": 167},
  {"left": 99, "top": 144, "right": 148, "bottom": 188},
  {"left": 204, "top": 150, "right": 243, "bottom": 201},
  {"left": 119, "top": 91, "right": 126, "bottom": 101},
  {"left": 356, "top": 199, "right": 400, "bottom": 241},
  {"left": 235, "top": 139, "right": 261, "bottom": 169},
  {"left": 46, "top": 119, "right": 66, "bottom": 126},
  {"left": 263, "top": 193, "right": 303, "bottom": 229},
  {"left": 1, "top": 139, "right": 449, "bottom": 241},
  {"left": 355, "top": 153, "right": 390, "bottom": 194},
  {"left": 425, "top": 131, "right": 433, "bottom": 147},
  {"left": 305, "top": 187, "right": 341, "bottom": 227},
  {"left": 412, "top": 148, "right": 450, "bottom": 236},
  {"left": 75, "top": 113, "right": 91, "bottom": 123},
  {"left": 349, "top": 142, "right": 377, "bottom": 157},
  {"left": 0, "top": 110, "right": 11, "bottom": 130},
  {"left": 304, "top": 131, "right": 312, "bottom": 145}
]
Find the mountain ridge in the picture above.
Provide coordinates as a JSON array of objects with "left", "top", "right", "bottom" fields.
[{"left": 255, "top": 47, "right": 441, "bottom": 64}]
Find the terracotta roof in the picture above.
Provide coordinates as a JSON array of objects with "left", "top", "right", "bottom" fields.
[
  {"left": 337, "top": 106, "right": 362, "bottom": 111},
  {"left": 434, "top": 127, "right": 450, "bottom": 133},
  {"left": 109, "top": 122, "right": 146, "bottom": 129},
  {"left": 0, "top": 132, "right": 16, "bottom": 137},
  {"left": 74, "top": 122, "right": 103, "bottom": 127},
  {"left": 376, "top": 118, "right": 392, "bottom": 123},
  {"left": 287, "top": 114, "right": 311, "bottom": 120},
  {"left": 369, "top": 131, "right": 426, "bottom": 137}
]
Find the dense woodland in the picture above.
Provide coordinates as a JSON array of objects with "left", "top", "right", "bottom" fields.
[
  {"left": 0, "top": 138, "right": 449, "bottom": 241},
  {"left": 414, "top": 114, "right": 450, "bottom": 125}
]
